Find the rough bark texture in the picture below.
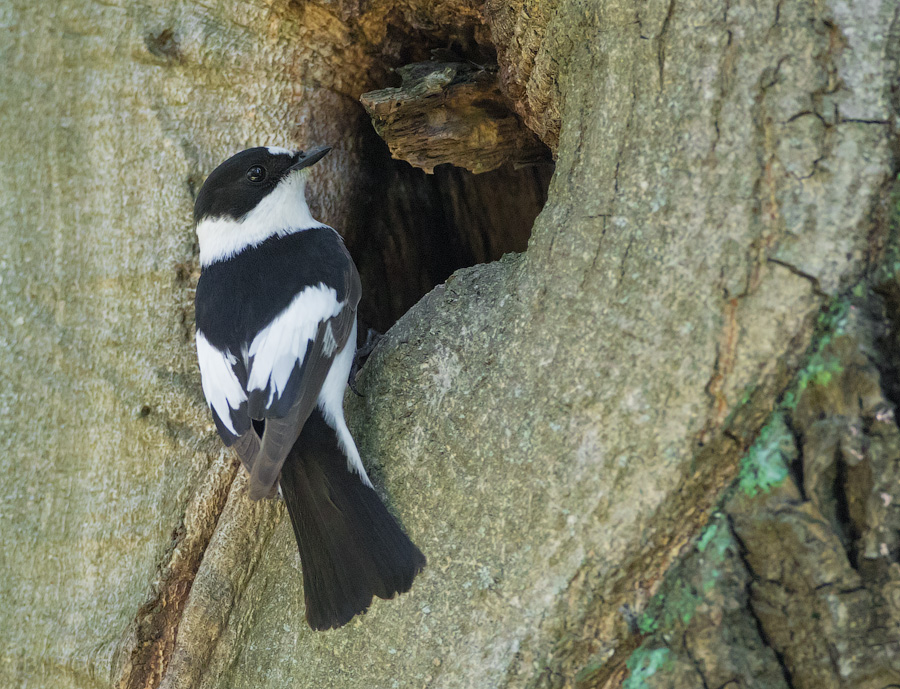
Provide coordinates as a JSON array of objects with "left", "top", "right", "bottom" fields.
[{"left": 0, "top": 1, "right": 898, "bottom": 689}]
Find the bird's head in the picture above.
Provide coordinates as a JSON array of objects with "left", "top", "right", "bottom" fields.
[
  {"left": 194, "top": 145, "right": 331, "bottom": 266},
  {"left": 194, "top": 146, "right": 331, "bottom": 224}
]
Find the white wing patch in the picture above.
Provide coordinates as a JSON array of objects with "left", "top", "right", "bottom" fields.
[
  {"left": 322, "top": 322, "right": 338, "bottom": 357},
  {"left": 196, "top": 332, "right": 247, "bottom": 435},
  {"left": 247, "top": 284, "right": 344, "bottom": 405}
]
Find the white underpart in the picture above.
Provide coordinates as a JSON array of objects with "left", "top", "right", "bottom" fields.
[
  {"left": 247, "top": 284, "right": 343, "bottom": 406},
  {"left": 197, "top": 171, "right": 324, "bottom": 267},
  {"left": 317, "top": 319, "right": 371, "bottom": 486},
  {"left": 196, "top": 332, "right": 247, "bottom": 435}
]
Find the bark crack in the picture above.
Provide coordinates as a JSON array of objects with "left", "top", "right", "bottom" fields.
[
  {"left": 705, "top": 297, "right": 740, "bottom": 430},
  {"left": 112, "top": 455, "right": 239, "bottom": 689},
  {"left": 726, "top": 516, "right": 798, "bottom": 689},
  {"left": 614, "top": 235, "right": 635, "bottom": 297},
  {"left": 612, "top": 82, "right": 638, "bottom": 197},
  {"left": 708, "top": 1, "right": 735, "bottom": 157},
  {"left": 682, "top": 639, "right": 712, "bottom": 689},
  {"left": 655, "top": 0, "right": 676, "bottom": 92},
  {"left": 766, "top": 257, "right": 828, "bottom": 298},
  {"left": 838, "top": 118, "right": 891, "bottom": 125}
]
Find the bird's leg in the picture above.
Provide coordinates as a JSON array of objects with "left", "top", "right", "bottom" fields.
[
  {"left": 348, "top": 328, "right": 383, "bottom": 396},
  {"left": 357, "top": 327, "right": 382, "bottom": 358}
]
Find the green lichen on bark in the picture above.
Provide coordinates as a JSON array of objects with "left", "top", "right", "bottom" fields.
[
  {"left": 612, "top": 285, "right": 900, "bottom": 689},
  {"left": 736, "top": 416, "right": 793, "bottom": 496},
  {"left": 621, "top": 648, "right": 671, "bottom": 689},
  {"left": 637, "top": 515, "right": 735, "bottom": 636},
  {"left": 603, "top": 510, "right": 790, "bottom": 689}
]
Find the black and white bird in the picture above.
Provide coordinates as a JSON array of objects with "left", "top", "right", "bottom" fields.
[{"left": 192, "top": 145, "right": 425, "bottom": 630}]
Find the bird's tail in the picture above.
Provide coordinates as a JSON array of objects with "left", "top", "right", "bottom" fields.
[{"left": 278, "top": 408, "right": 426, "bottom": 630}]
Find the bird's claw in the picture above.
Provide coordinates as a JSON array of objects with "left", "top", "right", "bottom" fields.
[{"left": 348, "top": 328, "right": 383, "bottom": 396}]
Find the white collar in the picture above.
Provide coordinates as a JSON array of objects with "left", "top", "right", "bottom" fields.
[{"left": 197, "top": 172, "right": 324, "bottom": 267}]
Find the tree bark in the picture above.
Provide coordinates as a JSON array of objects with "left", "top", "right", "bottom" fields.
[{"left": 0, "top": 1, "right": 898, "bottom": 688}]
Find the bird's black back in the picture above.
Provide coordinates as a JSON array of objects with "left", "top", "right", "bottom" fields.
[{"left": 195, "top": 227, "right": 351, "bottom": 352}]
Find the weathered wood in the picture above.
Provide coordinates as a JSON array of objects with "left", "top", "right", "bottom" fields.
[{"left": 360, "top": 62, "right": 551, "bottom": 174}]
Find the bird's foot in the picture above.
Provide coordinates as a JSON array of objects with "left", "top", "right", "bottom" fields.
[{"left": 349, "top": 328, "right": 383, "bottom": 396}]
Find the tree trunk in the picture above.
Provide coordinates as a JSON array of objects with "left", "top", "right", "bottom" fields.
[{"left": 1, "top": 1, "right": 898, "bottom": 688}]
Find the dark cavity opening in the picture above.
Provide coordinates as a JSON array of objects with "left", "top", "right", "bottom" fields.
[
  {"left": 285, "top": 11, "right": 554, "bottom": 334},
  {"left": 343, "top": 127, "right": 553, "bottom": 334}
]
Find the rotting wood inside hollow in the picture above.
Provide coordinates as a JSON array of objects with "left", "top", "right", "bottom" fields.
[{"left": 342, "top": 124, "right": 554, "bottom": 334}]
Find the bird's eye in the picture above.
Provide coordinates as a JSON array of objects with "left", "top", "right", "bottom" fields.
[{"left": 246, "top": 165, "right": 267, "bottom": 183}]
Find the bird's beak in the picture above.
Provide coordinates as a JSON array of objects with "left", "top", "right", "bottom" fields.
[{"left": 288, "top": 146, "right": 332, "bottom": 172}]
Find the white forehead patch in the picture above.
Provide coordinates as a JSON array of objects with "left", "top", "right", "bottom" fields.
[{"left": 267, "top": 146, "right": 296, "bottom": 156}]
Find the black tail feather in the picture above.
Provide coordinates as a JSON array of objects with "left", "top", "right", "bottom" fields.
[{"left": 278, "top": 409, "right": 426, "bottom": 630}]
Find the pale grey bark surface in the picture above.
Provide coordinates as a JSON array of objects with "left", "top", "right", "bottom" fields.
[{"left": 0, "top": 1, "right": 897, "bottom": 688}]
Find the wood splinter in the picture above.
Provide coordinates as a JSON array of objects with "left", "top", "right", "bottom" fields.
[{"left": 360, "top": 62, "right": 551, "bottom": 175}]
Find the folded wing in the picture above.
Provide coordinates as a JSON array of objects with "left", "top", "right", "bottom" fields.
[
  {"left": 245, "top": 280, "right": 357, "bottom": 499},
  {"left": 196, "top": 238, "right": 361, "bottom": 499}
]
